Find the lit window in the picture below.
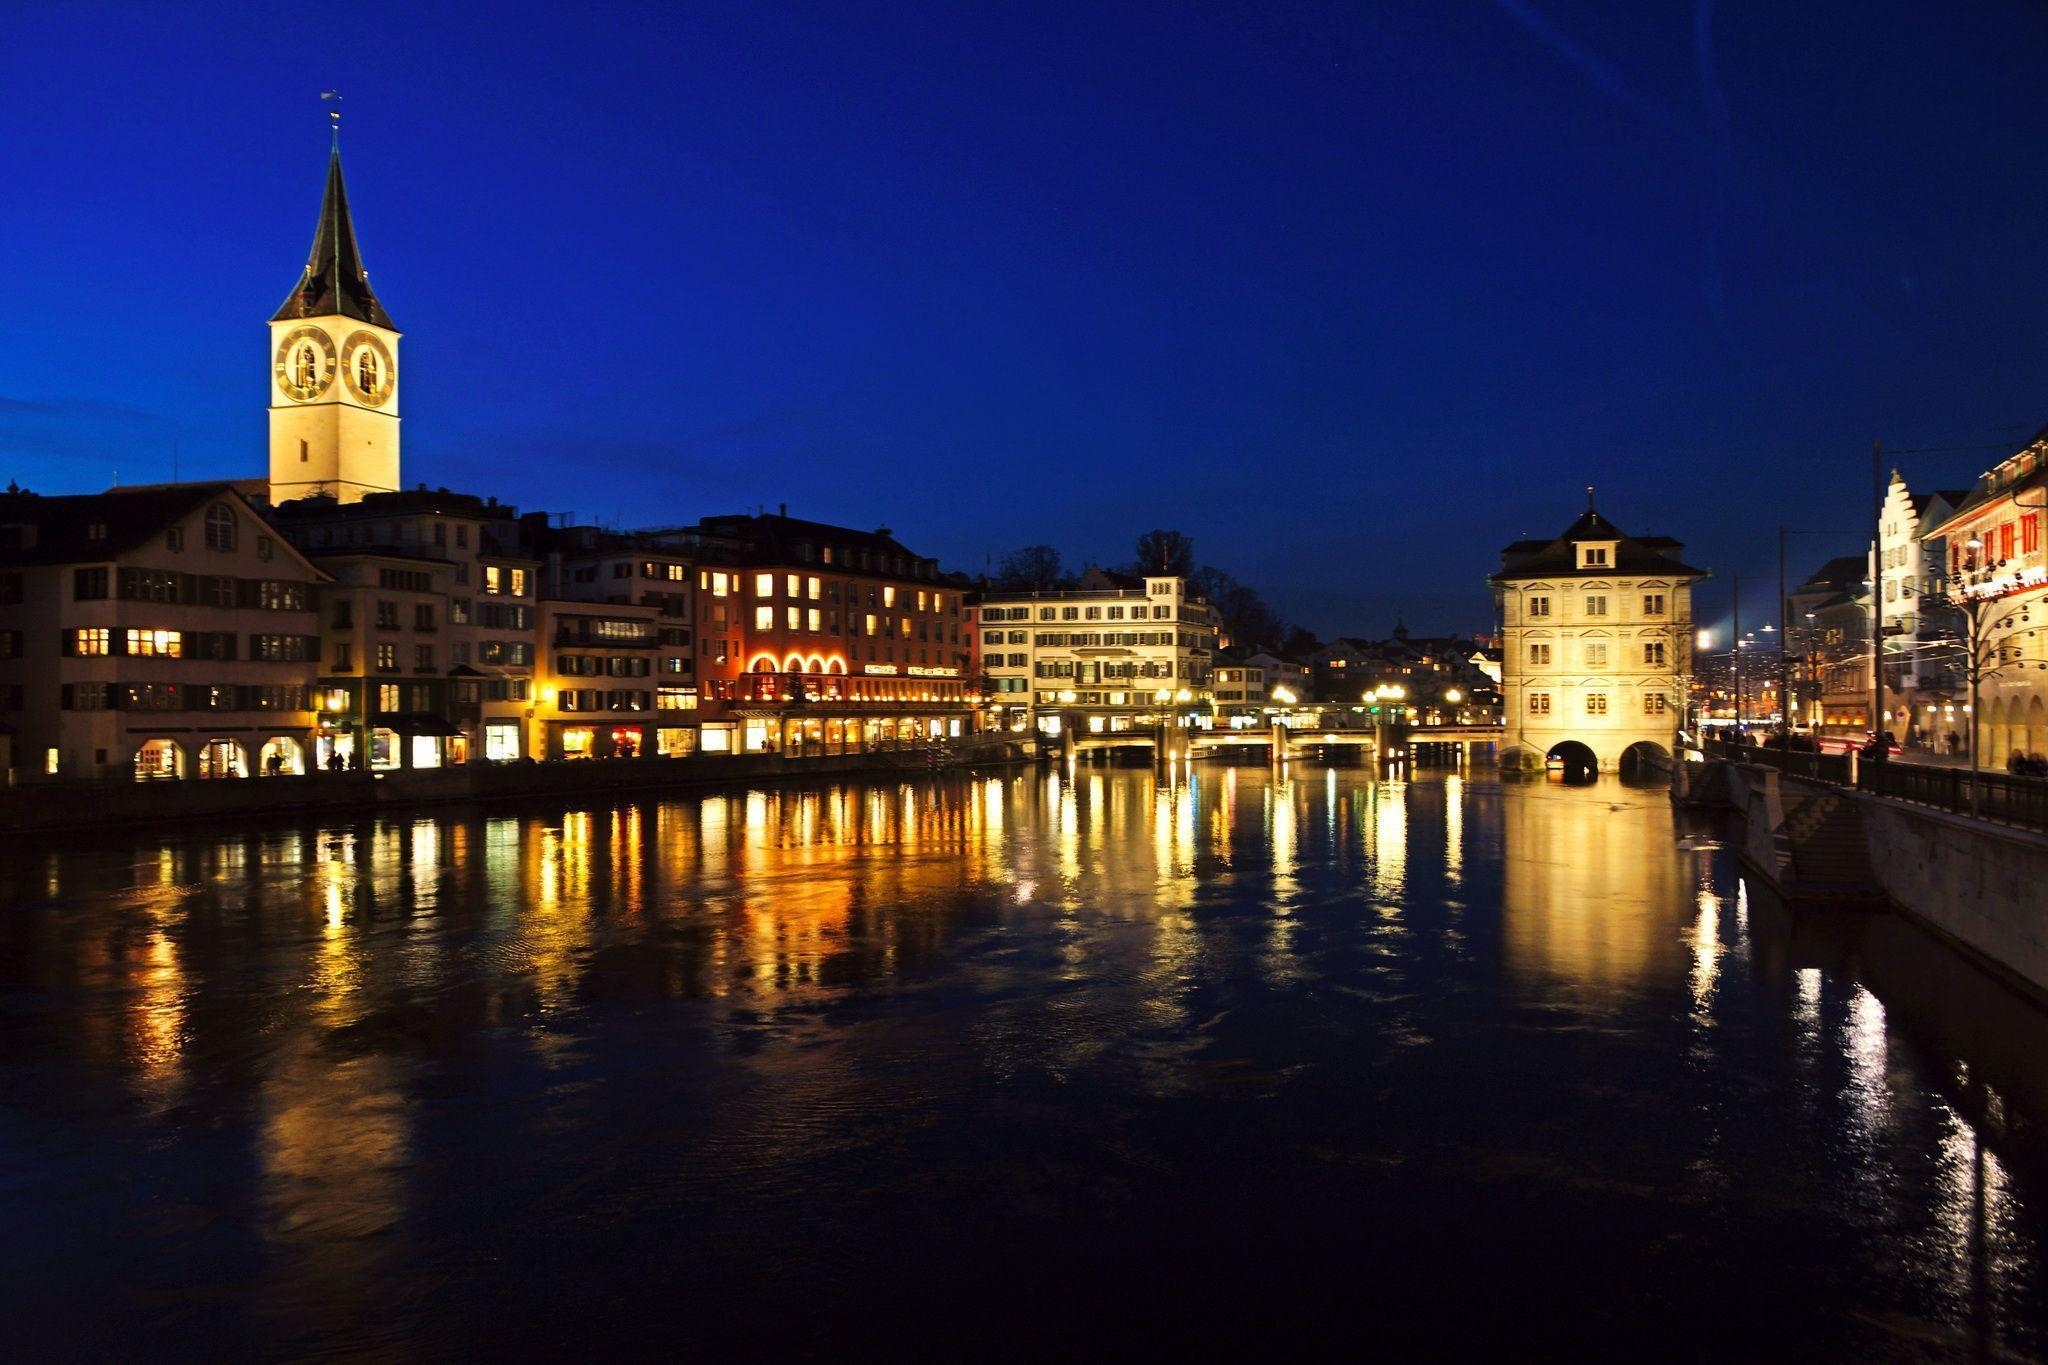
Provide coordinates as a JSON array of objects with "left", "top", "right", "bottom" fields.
[
  {"left": 807, "top": 609, "right": 822, "bottom": 632},
  {"left": 755, "top": 606, "right": 773, "bottom": 630},
  {"left": 125, "top": 629, "right": 182, "bottom": 657},
  {"left": 883, "top": 587, "right": 896, "bottom": 608},
  {"left": 72, "top": 628, "right": 110, "bottom": 655},
  {"left": 756, "top": 574, "right": 775, "bottom": 598},
  {"left": 485, "top": 566, "right": 503, "bottom": 594},
  {"left": 807, "top": 576, "right": 821, "bottom": 600},
  {"left": 1529, "top": 694, "right": 1551, "bottom": 715},
  {"left": 786, "top": 574, "right": 799, "bottom": 598},
  {"left": 787, "top": 607, "right": 800, "bottom": 630}
]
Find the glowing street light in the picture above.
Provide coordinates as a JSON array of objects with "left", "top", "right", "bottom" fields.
[{"left": 1271, "top": 686, "right": 1297, "bottom": 705}]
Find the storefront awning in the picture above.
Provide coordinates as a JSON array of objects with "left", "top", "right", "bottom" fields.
[{"left": 380, "top": 712, "right": 463, "bottom": 738}]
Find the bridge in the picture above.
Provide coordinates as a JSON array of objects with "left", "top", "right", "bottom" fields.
[{"left": 1058, "top": 719, "right": 1505, "bottom": 765}]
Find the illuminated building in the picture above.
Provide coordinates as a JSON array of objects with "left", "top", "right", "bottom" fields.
[
  {"left": 535, "top": 601, "right": 661, "bottom": 759},
  {"left": 1878, "top": 473, "right": 1970, "bottom": 741},
  {"left": 1212, "top": 651, "right": 1311, "bottom": 716},
  {"left": 1493, "top": 501, "right": 1703, "bottom": 774},
  {"left": 1923, "top": 434, "right": 2048, "bottom": 765},
  {"left": 0, "top": 486, "right": 326, "bottom": 781},
  {"left": 684, "top": 512, "right": 980, "bottom": 754},
  {"left": 979, "top": 567, "right": 1218, "bottom": 738},
  {"left": 271, "top": 489, "right": 540, "bottom": 765}
]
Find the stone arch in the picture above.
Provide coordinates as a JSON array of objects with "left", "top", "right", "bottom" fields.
[
  {"left": 258, "top": 735, "right": 306, "bottom": 776},
  {"left": 132, "top": 737, "right": 186, "bottom": 781},
  {"left": 1498, "top": 744, "right": 1543, "bottom": 776},
  {"left": 196, "top": 737, "right": 248, "bottom": 780},
  {"left": 1619, "top": 740, "right": 1670, "bottom": 779},
  {"left": 1546, "top": 739, "right": 1599, "bottom": 784},
  {"left": 1986, "top": 696, "right": 2012, "bottom": 769}
]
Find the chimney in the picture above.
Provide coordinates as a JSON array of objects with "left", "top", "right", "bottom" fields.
[{"left": 778, "top": 503, "right": 787, "bottom": 518}]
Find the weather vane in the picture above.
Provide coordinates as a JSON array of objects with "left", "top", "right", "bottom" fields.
[{"left": 322, "top": 89, "right": 342, "bottom": 148}]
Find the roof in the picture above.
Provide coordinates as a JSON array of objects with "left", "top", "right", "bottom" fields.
[
  {"left": 272, "top": 147, "right": 395, "bottom": 329},
  {"left": 1795, "top": 554, "right": 1869, "bottom": 592},
  {"left": 0, "top": 484, "right": 233, "bottom": 565},
  {"left": 687, "top": 512, "right": 935, "bottom": 573},
  {"left": 1492, "top": 506, "right": 1707, "bottom": 582}
]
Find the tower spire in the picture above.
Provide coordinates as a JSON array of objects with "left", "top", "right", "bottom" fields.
[
  {"left": 323, "top": 90, "right": 342, "bottom": 151},
  {"left": 271, "top": 121, "right": 395, "bottom": 329}
]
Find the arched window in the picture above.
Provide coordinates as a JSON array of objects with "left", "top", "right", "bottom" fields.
[
  {"left": 204, "top": 504, "right": 236, "bottom": 552},
  {"left": 295, "top": 345, "right": 317, "bottom": 390},
  {"left": 357, "top": 349, "right": 379, "bottom": 392}
]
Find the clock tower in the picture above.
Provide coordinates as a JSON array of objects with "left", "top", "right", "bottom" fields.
[{"left": 268, "top": 144, "right": 401, "bottom": 504}]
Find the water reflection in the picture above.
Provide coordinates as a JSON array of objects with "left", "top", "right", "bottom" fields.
[{"left": 3, "top": 769, "right": 2047, "bottom": 1358}]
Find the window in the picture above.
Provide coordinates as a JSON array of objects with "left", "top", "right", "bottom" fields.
[
  {"left": 376, "top": 643, "right": 398, "bottom": 671},
  {"left": 1584, "top": 642, "right": 1607, "bottom": 668},
  {"left": 73, "top": 567, "right": 109, "bottom": 600},
  {"left": 1642, "top": 594, "right": 1666, "bottom": 616},
  {"left": 71, "top": 628, "right": 111, "bottom": 655},
  {"left": 250, "top": 634, "right": 314, "bottom": 662},
  {"left": 1584, "top": 596, "right": 1608, "bottom": 617},
  {"left": 415, "top": 644, "right": 434, "bottom": 671},
  {"left": 377, "top": 684, "right": 400, "bottom": 712},
  {"left": 166, "top": 527, "right": 184, "bottom": 551},
  {"left": 1528, "top": 693, "right": 1551, "bottom": 715},
  {"left": 126, "top": 629, "right": 182, "bottom": 657},
  {"left": 334, "top": 642, "right": 353, "bottom": 671},
  {"left": 485, "top": 566, "right": 503, "bottom": 594},
  {"left": 1528, "top": 596, "right": 1550, "bottom": 618},
  {"left": 414, "top": 604, "right": 435, "bottom": 630},
  {"left": 658, "top": 687, "right": 698, "bottom": 711},
  {"left": 1581, "top": 546, "right": 1608, "bottom": 567},
  {"left": 1644, "top": 693, "right": 1668, "bottom": 714},
  {"left": 787, "top": 607, "right": 800, "bottom": 630},
  {"left": 376, "top": 601, "right": 399, "bottom": 629},
  {"left": 806, "top": 608, "right": 821, "bottom": 632},
  {"left": 451, "top": 599, "right": 471, "bottom": 625},
  {"left": 204, "top": 503, "right": 236, "bottom": 551},
  {"left": 1528, "top": 643, "right": 1551, "bottom": 666},
  {"left": 755, "top": 573, "right": 775, "bottom": 598},
  {"left": 1643, "top": 641, "right": 1667, "bottom": 667},
  {"left": 755, "top": 606, "right": 774, "bottom": 630},
  {"left": 1586, "top": 693, "right": 1608, "bottom": 715}
]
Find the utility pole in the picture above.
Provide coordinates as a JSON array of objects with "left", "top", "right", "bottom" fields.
[
  {"left": 1779, "top": 526, "right": 1790, "bottom": 733},
  {"left": 1873, "top": 440, "right": 1885, "bottom": 737},
  {"left": 1732, "top": 570, "right": 1742, "bottom": 730}
]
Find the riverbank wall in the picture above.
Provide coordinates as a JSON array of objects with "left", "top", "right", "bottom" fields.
[
  {"left": 1686, "top": 759, "right": 2048, "bottom": 1000},
  {"left": 0, "top": 740, "right": 1037, "bottom": 835}
]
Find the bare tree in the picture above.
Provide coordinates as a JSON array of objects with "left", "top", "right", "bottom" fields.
[
  {"left": 1134, "top": 529, "right": 1195, "bottom": 578},
  {"left": 1921, "top": 570, "right": 2048, "bottom": 809},
  {"left": 995, "top": 545, "right": 1068, "bottom": 592}
]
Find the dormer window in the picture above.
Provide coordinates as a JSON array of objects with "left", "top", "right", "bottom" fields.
[
  {"left": 1578, "top": 542, "right": 1614, "bottom": 569},
  {"left": 204, "top": 503, "right": 236, "bottom": 552}
]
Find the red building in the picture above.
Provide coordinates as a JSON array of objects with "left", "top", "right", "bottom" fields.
[{"left": 687, "top": 513, "right": 980, "bottom": 754}]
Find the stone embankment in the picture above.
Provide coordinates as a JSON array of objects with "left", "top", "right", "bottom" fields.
[
  {"left": 1, "top": 739, "right": 1034, "bottom": 835},
  {"left": 1681, "top": 758, "right": 2048, "bottom": 1000}
]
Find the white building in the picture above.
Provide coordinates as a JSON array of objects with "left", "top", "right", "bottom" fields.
[
  {"left": 979, "top": 569, "right": 1218, "bottom": 737},
  {"left": 1213, "top": 651, "right": 1311, "bottom": 718},
  {"left": 1876, "top": 471, "right": 1970, "bottom": 742},
  {"left": 1493, "top": 504, "right": 1704, "bottom": 775}
]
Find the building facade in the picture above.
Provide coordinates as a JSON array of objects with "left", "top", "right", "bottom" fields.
[
  {"left": 979, "top": 569, "right": 1218, "bottom": 738},
  {"left": 0, "top": 486, "right": 326, "bottom": 783},
  {"left": 1493, "top": 506, "right": 1703, "bottom": 774},
  {"left": 1924, "top": 435, "right": 2048, "bottom": 767}
]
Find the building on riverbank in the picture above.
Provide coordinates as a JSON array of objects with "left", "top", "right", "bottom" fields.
[
  {"left": 1923, "top": 433, "right": 2048, "bottom": 767},
  {"left": 0, "top": 485, "right": 327, "bottom": 782},
  {"left": 683, "top": 511, "right": 982, "bottom": 755},
  {"left": 1493, "top": 500, "right": 1704, "bottom": 775},
  {"left": 978, "top": 568, "right": 1219, "bottom": 740}
]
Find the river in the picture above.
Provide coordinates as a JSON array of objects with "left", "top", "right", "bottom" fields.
[{"left": 3, "top": 766, "right": 2046, "bottom": 1359}]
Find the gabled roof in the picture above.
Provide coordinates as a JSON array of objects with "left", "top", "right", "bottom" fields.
[
  {"left": 272, "top": 147, "right": 395, "bottom": 329},
  {"left": 0, "top": 484, "right": 323, "bottom": 577},
  {"left": 1492, "top": 506, "right": 1707, "bottom": 582}
]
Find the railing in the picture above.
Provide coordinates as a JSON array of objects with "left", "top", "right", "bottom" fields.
[{"left": 1703, "top": 738, "right": 2048, "bottom": 831}]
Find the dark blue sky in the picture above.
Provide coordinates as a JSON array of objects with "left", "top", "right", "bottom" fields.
[{"left": 7, "top": 2, "right": 2048, "bottom": 637}]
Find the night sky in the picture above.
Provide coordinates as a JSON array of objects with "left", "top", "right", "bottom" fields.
[{"left": 7, "top": 2, "right": 2048, "bottom": 638}]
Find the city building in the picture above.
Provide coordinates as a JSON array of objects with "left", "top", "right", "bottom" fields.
[
  {"left": 1785, "top": 554, "right": 1872, "bottom": 737},
  {"left": 1493, "top": 502, "right": 1704, "bottom": 775},
  {"left": 0, "top": 485, "right": 326, "bottom": 782},
  {"left": 1923, "top": 433, "right": 2048, "bottom": 767},
  {"left": 1877, "top": 472, "right": 1971, "bottom": 743},
  {"left": 979, "top": 567, "right": 1218, "bottom": 738},
  {"left": 1212, "top": 650, "right": 1311, "bottom": 719},
  {"left": 686, "top": 512, "right": 981, "bottom": 754}
]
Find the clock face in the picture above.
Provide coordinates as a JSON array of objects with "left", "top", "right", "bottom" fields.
[
  {"left": 342, "top": 331, "right": 396, "bottom": 407},
  {"left": 274, "top": 326, "right": 337, "bottom": 401}
]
